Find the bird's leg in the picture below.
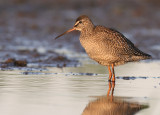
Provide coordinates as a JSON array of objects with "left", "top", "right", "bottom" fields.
[
  {"left": 111, "top": 64, "right": 115, "bottom": 82},
  {"left": 108, "top": 66, "right": 112, "bottom": 81},
  {"left": 111, "top": 81, "right": 115, "bottom": 101},
  {"left": 107, "top": 81, "right": 115, "bottom": 102},
  {"left": 107, "top": 81, "right": 112, "bottom": 96}
]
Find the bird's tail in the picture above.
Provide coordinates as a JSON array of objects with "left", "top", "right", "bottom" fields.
[{"left": 132, "top": 53, "right": 152, "bottom": 61}]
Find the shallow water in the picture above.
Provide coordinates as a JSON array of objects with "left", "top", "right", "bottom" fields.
[
  {"left": 0, "top": 61, "right": 160, "bottom": 115},
  {"left": 0, "top": 1, "right": 160, "bottom": 115}
]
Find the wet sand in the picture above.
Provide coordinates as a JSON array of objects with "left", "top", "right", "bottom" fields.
[
  {"left": 0, "top": 59, "right": 160, "bottom": 115},
  {"left": 0, "top": 61, "right": 160, "bottom": 115}
]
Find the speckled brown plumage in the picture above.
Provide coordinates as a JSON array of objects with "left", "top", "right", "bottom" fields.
[{"left": 55, "top": 15, "right": 152, "bottom": 82}]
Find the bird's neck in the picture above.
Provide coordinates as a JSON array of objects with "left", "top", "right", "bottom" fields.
[{"left": 81, "top": 24, "right": 94, "bottom": 37}]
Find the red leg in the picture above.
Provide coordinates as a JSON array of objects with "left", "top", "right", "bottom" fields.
[
  {"left": 111, "top": 64, "right": 115, "bottom": 82},
  {"left": 108, "top": 66, "right": 112, "bottom": 81},
  {"left": 111, "top": 82, "right": 115, "bottom": 102},
  {"left": 107, "top": 81, "right": 115, "bottom": 102},
  {"left": 107, "top": 82, "right": 111, "bottom": 96}
]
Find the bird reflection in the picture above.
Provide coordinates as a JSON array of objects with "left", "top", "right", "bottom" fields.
[{"left": 82, "top": 82, "right": 148, "bottom": 115}]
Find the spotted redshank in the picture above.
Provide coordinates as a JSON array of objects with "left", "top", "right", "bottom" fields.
[{"left": 55, "top": 15, "right": 151, "bottom": 82}]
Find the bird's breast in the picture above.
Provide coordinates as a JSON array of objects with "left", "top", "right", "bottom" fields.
[
  {"left": 80, "top": 36, "right": 98, "bottom": 53},
  {"left": 80, "top": 35, "right": 109, "bottom": 57},
  {"left": 79, "top": 35, "right": 118, "bottom": 65}
]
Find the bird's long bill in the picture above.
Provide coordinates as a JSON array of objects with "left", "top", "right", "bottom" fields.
[{"left": 54, "top": 28, "right": 76, "bottom": 39}]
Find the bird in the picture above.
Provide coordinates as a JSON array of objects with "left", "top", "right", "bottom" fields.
[{"left": 55, "top": 15, "right": 151, "bottom": 82}]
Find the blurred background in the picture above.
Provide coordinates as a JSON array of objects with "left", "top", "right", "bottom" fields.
[
  {"left": 0, "top": 0, "right": 160, "bottom": 66},
  {"left": 0, "top": 1, "right": 160, "bottom": 115}
]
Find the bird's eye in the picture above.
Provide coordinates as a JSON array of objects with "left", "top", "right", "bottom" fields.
[
  {"left": 74, "top": 20, "right": 82, "bottom": 27},
  {"left": 79, "top": 21, "right": 82, "bottom": 24}
]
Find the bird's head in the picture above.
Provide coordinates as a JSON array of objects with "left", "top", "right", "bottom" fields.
[
  {"left": 73, "top": 15, "right": 93, "bottom": 31},
  {"left": 55, "top": 15, "right": 93, "bottom": 39}
]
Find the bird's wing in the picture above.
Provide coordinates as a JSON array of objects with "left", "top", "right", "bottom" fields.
[
  {"left": 106, "top": 28, "right": 138, "bottom": 55},
  {"left": 94, "top": 26, "right": 149, "bottom": 57}
]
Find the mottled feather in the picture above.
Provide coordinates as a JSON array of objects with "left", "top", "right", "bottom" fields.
[{"left": 80, "top": 25, "right": 151, "bottom": 66}]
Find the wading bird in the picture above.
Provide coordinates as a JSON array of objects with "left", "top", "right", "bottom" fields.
[{"left": 55, "top": 15, "right": 151, "bottom": 82}]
